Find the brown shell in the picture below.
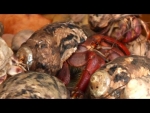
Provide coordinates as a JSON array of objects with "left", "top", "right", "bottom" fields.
[
  {"left": 16, "top": 21, "right": 87, "bottom": 76},
  {"left": 89, "top": 55, "right": 150, "bottom": 99},
  {"left": 0, "top": 71, "right": 70, "bottom": 99}
]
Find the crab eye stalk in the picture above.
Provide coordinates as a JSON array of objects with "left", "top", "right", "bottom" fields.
[{"left": 16, "top": 46, "right": 33, "bottom": 71}]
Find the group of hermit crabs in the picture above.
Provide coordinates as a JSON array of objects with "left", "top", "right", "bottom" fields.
[{"left": 0, "top": 14, "right": 150, "bottom": 99}]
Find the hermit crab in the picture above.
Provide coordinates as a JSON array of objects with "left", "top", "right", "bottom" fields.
[
  {"left": 15, "top": 21, "right": 130, "bottom": 99},
  {"left": 0, "top": 72, "right": 69, "bottom": 99},
  {"left": 88, "top": 14, "right": 150, "bottom": 43},
  {"left": 89, "top": 55, "right": 150, "bottom": 99}
]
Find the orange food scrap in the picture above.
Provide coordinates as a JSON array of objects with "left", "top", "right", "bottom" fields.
[{"left": 0, "top": 14, "right": 52, "bottom": 34}]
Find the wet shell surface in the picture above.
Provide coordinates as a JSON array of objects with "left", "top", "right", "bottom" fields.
[
  {"left": 16, "top": 21, "right": 87, "bottom": 76},
  {"left": 0, "top": 71, "right": 70, "bottom": 99},
  {"left": 89, "top": 55, "right": 150, "bottom": 99}
]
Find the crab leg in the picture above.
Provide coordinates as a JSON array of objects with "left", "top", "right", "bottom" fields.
[
  {"left": 82, "top": 34, "right": 130, "bottom": 56},
  {"left": 99, "top": 41, "right": 126, "bottom": 56},
  {"left": 100, "top": 35, "right": 130, "bottom": 55},
  {"left": 121, "top": 17, "right": 142, "bottom": 43},
  {"left": 57, "top": 61, "right": 70, "bottom": 85},
  {"left": 71, "top": 51, "right": 105, "bottom": 98}
]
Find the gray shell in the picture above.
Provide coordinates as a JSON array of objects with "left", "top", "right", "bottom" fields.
[{"left": 0, "top": 72, "right": 70, "bottom": 99}]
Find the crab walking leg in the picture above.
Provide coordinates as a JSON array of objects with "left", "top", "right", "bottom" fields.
[
  {"left": 71, "top": 51, "right": 105, "bottom": 99},
  {"left": 82, "top": 34, "right": 130, "bottom": 56},
  {"left": 99, "top": 35, "right": 131, "bottom": 55},
  {"left": 57, "top": 61, "right": 70, "bottom": 85},
  {"left": 96, "top": 41, "right": 127, "bottom": 61}
]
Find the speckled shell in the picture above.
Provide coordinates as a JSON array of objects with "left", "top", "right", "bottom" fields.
[
  {"left": 89, "top": 55, "right": 150, "bottom": 99},
  {"left": 17, "top": 21, "right": 87, "bottom": 76},
  {"left": 88, "top": 14, "right": 140, "bottom": 31},
  {"left": 0, "top": 72, "right": 70, "bottom": 99}
]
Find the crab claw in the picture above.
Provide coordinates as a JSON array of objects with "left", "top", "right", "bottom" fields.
[
  {"left": 121, "top": 17, "right": 149, "bottom": 43},
  {"left": 57, "top": 61, "right": 70, "bottom": 85},
  {"left": 6, "top": 55, "right": 26, "bottom": 76},
  {"left": 7, "top": 65, "right": 25, "bottom": 76}
]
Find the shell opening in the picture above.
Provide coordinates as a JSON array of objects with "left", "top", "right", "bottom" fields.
[
  {"left": 16, "top": 46, "right": 33, "bottom": 71},
  {"left": 89, "top": 69, "right": 111, "bottom": 98}
]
